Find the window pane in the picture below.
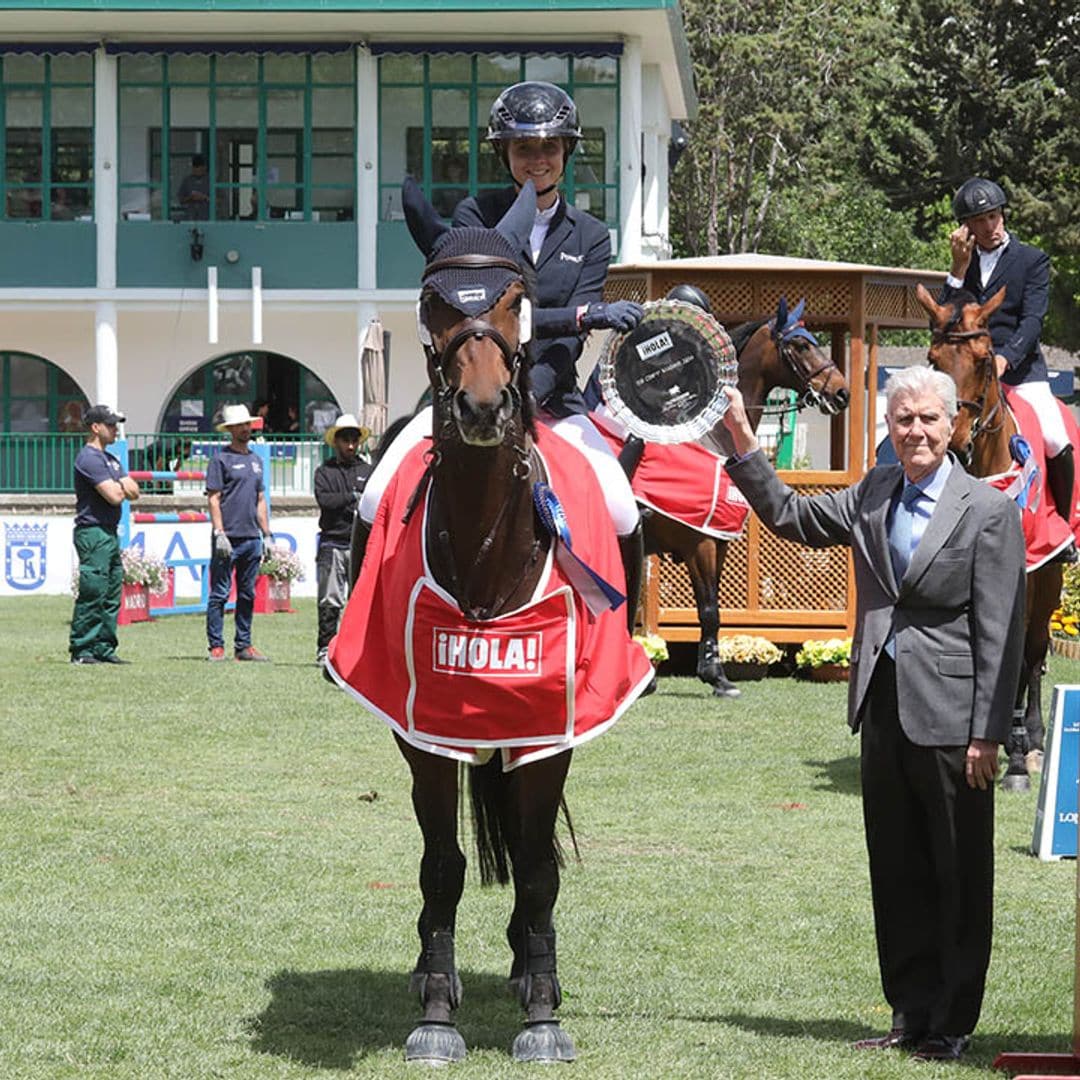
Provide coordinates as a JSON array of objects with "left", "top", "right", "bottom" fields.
[
  {"left": 51, "top": 86, "right": 92, "bottom": 127},
  {"left": 476, "top": 53, "right": 520, "bottom": 84},
  {"left": 6, "top": 188, "right": 42, "bottom": 219},
  {"left": 170, "top": 85, "right": 209, "bottom": 129},
  {"left": 6, "top": 87, "right": 42, "bottom": 127},
  {"left": 574, "top": 89, "right": 617, "bottom": 185},
  {"left": 380, "top": 55, "right": 420, "bottom": 83},
  {"left": 381, "top": 86, "right": 422, "bottom": 184},
  {"left": 120, "top": 86, "right": 161, "bottom": 184},
  {"left": 51, "top": 128, "right": 93, "bottom": 184},
  {"left": 312, "top": 52, "right": 353, "bottom": 83},
  {"left": 312, "top": 86, "right": 353, "bottom": 127},
  {"left": 169, "top": 54, "right": 210, "bottom": 83},
  {"left": 572, "top": 187, "right": 607, "bottom": 220},
  {"left": 264, "top": 54, "right": 305, "bottom": 82},
  {"left": 478, "top": 139, "right": 503, "bottom": 184},
  {"left": 216, "top": 85, "right": 257, "bottom": 126},
  {"left": 266, "top": 86, "right": 303, "bottom": 128},
  {"left": 216, "top": 55, "right": 257, "bottom": 83},
  {"left": 3, "top": 55, "right": 44, "bottom": 83},
  {"left": 431, "top": 88, "right": 469, "bottom": 216},
  {"left": 50, "top": 186, "right": 91, "bottom": 220},
  {"left": 9, "top": 399, "right": 50, "bottom": 433},
  {"left": 52, "top": 54, "right": 92, "bottom": 82},
  {"left": 429, "top": 56, "right": 467, "bottom": 83},
  {"left": 524, "top": 56, "right": 567, "bottom": 83},
  {"left": 9, "top": 354, "right": 47, "bottom": 395},
  {"left": 573, "top": 56, "right": 617, "bottom": 83},
  {"left": 119, "top": 55, "right": 162, "bottom": 83},
  {"left": 312, "top": 155, "right": 352, "bottom": 186},
  {"left": 6, "top": 122, "right": 42, "bottom": 182}
]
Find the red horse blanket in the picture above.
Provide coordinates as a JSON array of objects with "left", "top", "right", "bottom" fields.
[
  {"left": 986, "top": 390, "right": 1079, "bottom": 571},
  {"left": 326, "top": 424, "right": 653, "bottom": 771},
  {"left": 590, "top": 411, "right": 751, "bottom": 540}
]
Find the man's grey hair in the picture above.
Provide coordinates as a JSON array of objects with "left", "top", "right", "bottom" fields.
[{"left": 884, "top": 366, "right": 958, "bottom": 420}]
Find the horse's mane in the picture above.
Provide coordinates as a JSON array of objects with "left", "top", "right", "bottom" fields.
[
  {"left": 372, "top": 414, "right": 414, "bottom": 466},
  {"left": 729, "top": 316, "right": 769, "bottom": 357}
]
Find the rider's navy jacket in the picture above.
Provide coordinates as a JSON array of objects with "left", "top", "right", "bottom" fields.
[
  {"left": 453, "top": 188, "right": 611, "bottom": 417},
  {"left": 939, "top": 236, "right": 1050, "bottom": 386}
]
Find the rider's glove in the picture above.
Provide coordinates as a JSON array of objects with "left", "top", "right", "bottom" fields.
[
  {"left": 213, "top": 530, "right": 233, "bottom": 559},
  {"left": 577, "top": 300, "right": 644, "bottom": 333}
]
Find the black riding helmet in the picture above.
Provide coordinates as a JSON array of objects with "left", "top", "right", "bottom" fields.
[
  {"left": 666, "top": 283, "right": 712, "bottom": 315},
  {"left": 487, "top": 81, "right": 583, "bottom": 170},
  {"left": 953, "top": 177, "right": 1007, "bottom": 221}
]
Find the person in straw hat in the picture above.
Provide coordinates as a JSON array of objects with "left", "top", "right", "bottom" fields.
[
  {"left": 313, "top": 413, "right": 371, "bottom": 664},
  {"left": 205, "top": 403, "right": 273, "bottom": 662}
]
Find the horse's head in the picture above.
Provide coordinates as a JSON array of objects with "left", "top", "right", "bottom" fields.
[
  {"left": 915, "top": 283, "right": 1006, "bottom": 463},
  {"left": 403, "top": 176, "right": 536, "bottom": 447}
]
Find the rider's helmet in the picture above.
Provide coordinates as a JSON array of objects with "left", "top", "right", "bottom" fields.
[
  {"left": 487, "top": 82, "right": 583, "bottom": 164},
  {"left": 666, "top": 283, "right": 712, "bottom": 315},
  {"left": 952, "top": 177, "right": 1007, "bottom": 221}
]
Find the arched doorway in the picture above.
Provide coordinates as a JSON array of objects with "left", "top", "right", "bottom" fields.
[
  {"left": 159, "top": 350, "right": 340, "bottom": 435},
  {"left": 0, "top": 351, "right": 88, "bottom": 432}
]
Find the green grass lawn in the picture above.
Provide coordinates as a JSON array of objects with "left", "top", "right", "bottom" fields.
[{"left": 1, "top": 596, "right": 1077, "bottom": 1078}]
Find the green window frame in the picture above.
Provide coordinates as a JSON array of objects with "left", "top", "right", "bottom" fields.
[
  {"left": 378, "top": 53, "right": 619, "bottom": 227},
  {"left": 0, "top": 53, "right": 95, "bottom": 222},
  {"left": 117, "top": 52, "right": 355, "bottom": 223},
  {"left": 0, "top": 351, "right": 88, "bottom": 432}
]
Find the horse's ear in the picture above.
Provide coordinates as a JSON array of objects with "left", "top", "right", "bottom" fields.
[
  {"left": 402, "top": 175, "right": 449, "bottom": 257},
  {"left": 495, "top": 180, "right": 537, "bottom": 256},
  {"left": 981, "top": 286, "right": 1007, "bottom": 321},
  {"left": 775, "top": 295, "right": 788, "bottom": 328},
  {"left": 914, "top": 283, "right": 946, "bottom": 323},
  {"left": 789, "top": 298, "right": 806, "bottom": 325}
]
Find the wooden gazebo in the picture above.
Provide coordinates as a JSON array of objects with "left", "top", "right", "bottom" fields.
[{"left": 603, "top": 254, "right": 946, "bottom": 643}]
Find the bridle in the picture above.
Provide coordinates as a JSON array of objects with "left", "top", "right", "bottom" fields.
[
  {"left": 768, "top": 320, "right": 842, "bottom": 414},
  {"left": 929, "top": 325, "right": 1001, "bottom": 463}
]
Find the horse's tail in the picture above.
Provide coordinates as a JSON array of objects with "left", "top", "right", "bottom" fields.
[{"left": 467, "top": 758, "right": 576, "bottom": 888}]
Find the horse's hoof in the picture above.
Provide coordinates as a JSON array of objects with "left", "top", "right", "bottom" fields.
[
  {"left": 711, "top": 679, "right": 741, "bottom": 699},
  {"left": 1026, "top": 749, "right": 1044, "bottom": 774},
  {"left": 405, "top": 1022, "right": 466, "bottom": 1065},
  {"left": 1000, "top": 772, "right": 1031, "bottom": 793},
  {"left": 512, "top": 1021, "right": 576, "bottom": 1063}
]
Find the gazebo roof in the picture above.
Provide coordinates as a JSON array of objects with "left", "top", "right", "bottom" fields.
[{"left": 613, "top": 252, "right": 946, "bottom": 281}]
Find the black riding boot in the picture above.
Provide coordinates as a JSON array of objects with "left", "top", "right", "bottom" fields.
[
  {"left": 1047, "top": 445, "right": 1075, "bottom": 524},
  {"left": 618, "top": 435, "right": 646, "bottom": 480},
  {"left": 317, "top": 604, "right": 340, "bottom": 655},
  {"left": 618, "top": 523, "right": 645, "bottom": 635}
]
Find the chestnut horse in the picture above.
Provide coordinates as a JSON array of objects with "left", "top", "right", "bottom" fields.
[
  {"left": 644, "top": 301, "right": 851, "bottom": 697},
  {"left": 916, "top": 283, "right": 1058, "bottom": 788}
]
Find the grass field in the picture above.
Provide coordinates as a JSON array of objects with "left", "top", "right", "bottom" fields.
[{"left": 1, "top": 596, "right": 1077, "bottom": 1079}]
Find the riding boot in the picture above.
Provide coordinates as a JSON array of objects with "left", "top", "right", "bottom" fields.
[
  {"left": 618, "top": 435, "right": 646, "bottom": 480},
  {"left": 618, "top": 523, "right": 645, "bottom": 635},
  {"left": 1047, "top": 445, "right": 1076, "bottom": 525},
  {"left": 317, "top": 604, "right": 339, "bottom": 655}
]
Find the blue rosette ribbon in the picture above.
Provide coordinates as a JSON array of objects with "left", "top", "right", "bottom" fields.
[
  {"left": 533, "top": 481, "right": 625, "bottom": 618},
  {"left": 1006, "top": 435, "right": 1041, "bottom": 510}
]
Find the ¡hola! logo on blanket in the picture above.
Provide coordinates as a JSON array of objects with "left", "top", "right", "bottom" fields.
[{"left": 432, "top": 628, "right": 542, "bottom": 678}]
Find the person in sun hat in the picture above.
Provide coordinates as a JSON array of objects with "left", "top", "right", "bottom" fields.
[
  {"left": 70, "top": 404, "right": 141, "bottom": 665},
  {"left": 313, "top": 412, "right": 371, "bottom": 664},
  {"left": 205, "top": 403, "right": 272, "bottom": 662}
]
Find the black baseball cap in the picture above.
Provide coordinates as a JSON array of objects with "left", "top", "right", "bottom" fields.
[{"left": 83, "top": 405, "right": 126, "bottom": 426}]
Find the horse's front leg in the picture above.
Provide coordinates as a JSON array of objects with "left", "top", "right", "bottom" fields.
[
  {"left": 689, "top": 538, "right": 739, "bottom": 699},
  {"left": 395, "top": 735, "right": 467, "bottom": 1064},
  {"left": 502, "top": 750, "right": 576, "bottom": 1063}
]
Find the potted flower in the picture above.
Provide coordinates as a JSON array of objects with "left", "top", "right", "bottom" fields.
[
  {"left": 716, "top": 634, "right": 783, "bottom": 681},
  {"left": 1051, "top": 564, "right": 1080, "bottom": 661},
  {"left": 119, "top": 545, "right": 169, "bottom": 624},
  {"left": 256, "top": 544, "right": 305, "bottom": 613},
  {"left": 795, "top": 637, "right": 853, "bottom": 682},
  {"left": 633, "top": 633, "right": 670, "bottom": 667}
]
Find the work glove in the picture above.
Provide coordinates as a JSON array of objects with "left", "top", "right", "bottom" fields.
[
  {"left": 213, "top": 530, "right": 233, "bottom": 559},
  {"left": 578, "top": 300, "right": 644, "bottom": 333}
]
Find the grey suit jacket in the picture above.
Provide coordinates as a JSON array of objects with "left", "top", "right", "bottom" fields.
[{"left": 727, "top": 452, "right": 1026, "bottom": 746}]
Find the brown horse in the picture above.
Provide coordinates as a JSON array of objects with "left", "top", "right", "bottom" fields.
[
  {"left": 916, "top": 283, "right": 1058, "bottom": 789},
  {"left": 642, "top": 300, "right": 851, "bottom": 697}
]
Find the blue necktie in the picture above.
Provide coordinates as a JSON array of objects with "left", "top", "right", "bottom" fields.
[{"left": 889, "top": 484, "right": 921, "bottom": 584}]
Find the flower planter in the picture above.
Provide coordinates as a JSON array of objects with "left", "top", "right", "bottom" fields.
[
  {"left": 722, "top": 661, "right": 771, "bottom": 682},
  {"left": 118, "top": 583, "right": 152, "bottom": 625},
  {"left": 149, "top": 567, "right": 175, "bottom": 613},
  {"left": 799, "top": 663, "right": 850, "bottom": 683},
  {"left": 1052, "top": 636, "right": 1080, "bottom": 661},
  {"left": 254, "top": 574, "right": 294, "bottom": 614}
]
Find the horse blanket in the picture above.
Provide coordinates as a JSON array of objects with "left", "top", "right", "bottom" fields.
[
  {"left": 589, "top": 410, "right": 751, "bottom": 540},
  {"left": 986, "top": 389, "right": 1079, "bottom": 570},
  {"left": 326, "top": 424, "right": 653, "bottom": 771}
]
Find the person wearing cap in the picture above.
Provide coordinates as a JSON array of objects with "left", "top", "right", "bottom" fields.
[
  {"left": 205, "top": 404, "right": 272, "bottom": 662},
  {"left": 313, "top": 414, "right": 371, "bottom": 663},
  {"left": 942, "top": 177, "right": 1074, "bottom": 526},
  {"left": 70, "top": 405, "right": 141, "bottom": 664}
]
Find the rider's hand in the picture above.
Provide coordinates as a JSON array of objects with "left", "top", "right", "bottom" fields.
[
  {"left": 949, "top": 225, "right": 975, "bottom": 279},
  {"left": 720, "top": 386, "right": 760, "bottom": 458},
  {"left": 578, "top": 301, "right": 644, "bottom": 332},
  {"left": 213, "top": 530, "right": 233, "bottom": 560}
]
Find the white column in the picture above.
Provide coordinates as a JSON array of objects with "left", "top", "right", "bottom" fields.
[
  {"left": 355, "top": 301, "right": 378, "bottom": 413},
  {"left": 356, "top": 46, "right": 380, "bottom": 290},
  {"left": 251, "top": 266, "right": 263, "bottom": 344},
  {"left": 94, "top": 47, "right": 118, "bottom": 289},
  {"left": 95, "top": 301, "right": 119, "bottom": 408},
  {"left": 618, "top": 39, "right": 643, "bottom": 264},
  {"left": 640, "top": 66, "right": 668, "bottom": 259}
]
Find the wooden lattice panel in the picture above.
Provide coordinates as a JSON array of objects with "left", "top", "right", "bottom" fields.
[
  {"left": 866, "top": 282, "right": 907, "bottom": 321},
  {"left": 756, "top": 531, "right": 848, "bottom": 611},
  {"left": 603, "top": 274, "right": 649, "bottom": 303},
  {"left": 761, "top": 278, "right": 851, "bottom": 320},
  {"left": 651, "top": 274, "right": 755, "bottom": 322}
]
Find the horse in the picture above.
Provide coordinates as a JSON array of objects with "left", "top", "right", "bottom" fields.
[
  {"left": 915, "top": 282, "right": 1060, "bottom": 788},
  {"left": 335, "top": 178, "right": 649, "bottom": 1064},
  {"left": 639, "top": 299, "right": 851, "bottom": 697}
]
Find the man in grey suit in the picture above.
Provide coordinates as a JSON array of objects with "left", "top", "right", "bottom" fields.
[{"left": 720, "top": 367, "right": 1025, "bottom": 1062}]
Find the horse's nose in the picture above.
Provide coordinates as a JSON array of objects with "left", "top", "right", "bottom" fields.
[
  {"left": 835, "top": 387, "right": 851, "bottom": 410},
  {"left": 452, "top": 385, "right": 515, "bottom": 445}
]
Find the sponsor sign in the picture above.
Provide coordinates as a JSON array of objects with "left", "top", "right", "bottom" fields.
[{"left": 1032, "top": 684, "right": 1080, "bottom": 860}]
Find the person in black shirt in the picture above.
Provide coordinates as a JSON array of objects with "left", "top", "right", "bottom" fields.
[{"left": 314, "top": 414, "right": 371, "bottom": 663}]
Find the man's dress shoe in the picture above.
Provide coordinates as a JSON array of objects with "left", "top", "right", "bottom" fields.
[
  {"left": 852, "top": 1028, "right": 923, "bottom": 1051},
  {"left": 912, "top": 1034, "right": 969, "bottom": 1061}
]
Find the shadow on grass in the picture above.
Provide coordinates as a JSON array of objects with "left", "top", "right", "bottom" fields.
[
  {"left": 248, "top": 966, "right": 524, "bottom": 1068},
  {"left": 806, "top": 755, "right": 861, "bottom": 796}
]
